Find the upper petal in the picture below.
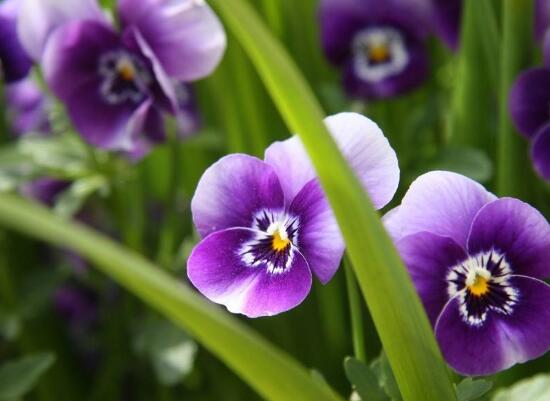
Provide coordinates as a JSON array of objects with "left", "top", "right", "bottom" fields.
[
  {"left": 508, "top": 67, "right": 550, "bottom": 138},
  {"left": 397, "top": 231, "right": 467, "bottom": 326},
  {"left": 431, "top": 0, "right": 462, "bottom": 51},
  {"left": 187, "top": 227, "right": 312, "bottom": 318},
  {"left": 17, "top": 0, "right": 106, "bottom": 61},
  {"left": 395, "top": 171, "right": 496, "bottom": 246},
  {"left": 289, "top": 180, "right": 344, "bottom": 284},
  {"left": 191, "top": 154, "right": 285, "bottom": 238},
  {"left": 264, "top": 112, "right": 399, "bottom": 210},
  {"left": 467, "top": 198, "right": 550, "bottom": 280},
  {"left": 531, "top": 123, "right": 550, "bottom": 181},
  {"left": 119, "top": 0, "right": 226, "bottom": 81},
  {"left": 0, "top": 0, "right": 32, "bottom": 82}
]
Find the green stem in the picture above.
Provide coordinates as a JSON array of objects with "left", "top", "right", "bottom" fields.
[
  {"left": 344, "top": 257, "right": 366, "bottom": 362},
  {"left": 496, "top": 0, "right": 535, "bottom": 197}
]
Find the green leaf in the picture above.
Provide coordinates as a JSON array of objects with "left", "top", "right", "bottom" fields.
[
  {"left": 0, "top": 353, "right": 55, "bottom": 401},
  {"left": 0, "top": 195, "right": 343, "bottom": 401},
  {"left": 456, "top": 378, "right": 493, "bottom": 401},
  {"left": 492, "top": 374, "right": 550, "bottom": 401},
  {"left": 53, "top": 175, "right": 109, "bottom": 218},
  {"left": 133, "top": 315, "right": 198, "bottom": 386},
  {"left": 370, "top": 353, "right": 402, "bottom": 401},
  {"left": 344, "top": 357, "right": 389, "bottom": 401},
  {"left": 208, "top": 1, "right": 457, "bottom": 400},
  {"left": 427, "top": 147, "right": 493, "bottom": 183}
]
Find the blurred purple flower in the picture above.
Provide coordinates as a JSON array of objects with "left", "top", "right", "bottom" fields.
[
  {"left": 20, "top": 0, "right": 222, "bottom": 157},
  {"left": 188, "top": 113, "right": 399, "bottom": 317},
  {"left": 509, "top": 64, "right": 550, "bottom": 180},
  {"left": 430, "top": 0, "right": 462, "bottom": 51},
  {"left": 54, "top": 285, "right": 98, "bottom": 327},
  {"left": 385, "top": 171, "right": 550, "bottom": 376},
  {"left": 5, "top": 77, "right": 51, "bottom": 135},
  {"left": 21, "top": 178, "right": 70, "bottom": 206},
  {"left": 319, "top": 0, "right": 430, "bottom": 99},
  {"left": 535, "top": 0, "right": 550, "bottom": 42},
  {"left": 0, "top": 0, "right": 32, "bottom": 82}
]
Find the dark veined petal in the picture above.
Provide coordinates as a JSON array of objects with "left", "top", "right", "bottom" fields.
[
  {"left": 265, "top": 113, "right": 399, "bottom": 209},
  {"left": 191, "top": 154, "right": 285, "bottom": 238},
  {"left": 342, "top": 34, "right": 429, "bottom": 99},
  {"left": 435, "top": 276, "right": 550, "bottom": 376},
  {"left": 508, "top": 67, "right": 550, "bottom": 138},
  {"left": 187, "top": 227, "right": 312, "bottom": 318},
  {"left": 393, "top": 171, "right": 496, "bottom": 247},
  {"left": 467, "top": 197, "right": 550, "bottom": 280},
  {"left": 288, "top": 180, "right": 344, "bottom": 284},
  {"left": 531, "top": 123, "right": 550, "bottom": 181},
  {"left": 431, "top": 0, "right": 462, "bottom": 51},
  {"left": 17, "top": 0, "right": 106, "bottom": 61},
  {"left": 119, "top": 0, "right": 226, "bottom": 81},
  {"left": 397, "top": 231, "right": 467, "bottom": 325}
]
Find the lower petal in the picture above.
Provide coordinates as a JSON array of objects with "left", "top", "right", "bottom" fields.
[
  {"left": 289, "top": 180, "right": 344, "bottom": 284},
  {"left": 187, "top": 227, "right": 312, "bottom": 318},
  {"left": 397, "top": 232, "right": 467, "bottom": 325},
  {"left": 531, "top": 123, "right": 550, "bottom": 181}
]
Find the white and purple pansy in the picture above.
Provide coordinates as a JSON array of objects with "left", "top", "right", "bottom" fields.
[
  {"left": 187, "top": 113, "right": 399, "bottom": 317},
  {"left": 384, "top": 171, "right": 550, "bottom": 376},
  {"left": 319, "top": 0, "right": 430, "bottom": 99},
  {"left": 17, "top": 0, "right": 224, "bottom": 157}
]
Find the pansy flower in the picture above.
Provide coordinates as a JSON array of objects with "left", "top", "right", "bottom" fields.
[
  {"left": 5, "top": 77, "right": 51, "bottom": 136},
  {"left": 430, "top": 0, "right": 462, "bottom": 51},
  {"left": 319, "top": 0, "right": 430, "bottom": 99},
  {"left": 187, "top": 113, "right": 399, "bottom": 317},
  {"left": 19, "top": 0, "right": 224, "bottom": 156},
  {"left": 21, "top": 178, "right": 71, "bottom": 206},
  {"left": 0, "top": 0, "right": 32, "bottom": 82},
  {"left": 384, "top": 171, "right": 550, "bottom": 375}
]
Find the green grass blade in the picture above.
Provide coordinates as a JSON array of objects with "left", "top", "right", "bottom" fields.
[
  {"left": 0, "top": 194, "right": 343, "bottom": 401},
  {"left": 207, "top": 1, "right": 457, "bottom": 400}
]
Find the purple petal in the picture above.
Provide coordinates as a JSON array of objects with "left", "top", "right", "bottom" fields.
[
  {"left": 382, "top": 206, "right": 402, "bottom": 240},
  {"left": 0, "top": 0, "right": 32, "bottom": 82},
  {"left": 21, "top": 178, "right": 70, "bottom": 206},
  {"left": 319, "top": 0, "right": 431, "bottom": 65},
  {"left": 395, "top": 171, "right": 496, "bottom": 245},
  {"left": 431, "top": 0, "right": 462, "bottom": 51},
  {"left": 289, "top": 180, "right": 344, "bottom": 284},
  {"left": 544, "top": 31, "right": 550, "bottom": 67},
  {"left": 42, "top": 20, "right": 148, "bottom": 150},
  {"left": 342, "top": 36, "right": 429, "bottom": 99},
  {"left": 535, "top": 0, "right": 550, "bottom": 42},
  {"left": 265, "top": 113, "right": 399, "bottom": 209},
  {"left": 467, "top": 197, "right": 550, "bottom": 280},
  {"left": 435, "top": 276, "right": 550, "bottom": 376},
  {"left": 5, "top": 78, "right": 50, "bottom": 135},
  {"left": 191, "top": 154, "right": 285, "bottom": 238},
  {"left": 397, "top": 232, "right": 467, "bottom": 325},
  {"left": 187, "top": 227, "right": 312, "bottom": 317},
  {"left": 508, "top": 67, "right": 550, "bottom": 138},
  {"left": 17, "top": 0, "right": 106, "bottom": 61},
  {"left": 531, "top": 123, "right": 550, "bottom": 181},
  {"left": 119, "top": 0, "right": 226, "bottom": 81}
]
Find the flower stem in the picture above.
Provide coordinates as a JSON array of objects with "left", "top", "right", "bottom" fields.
[{"left": 344, "top": 256, "right": 366, "bottom": 362}]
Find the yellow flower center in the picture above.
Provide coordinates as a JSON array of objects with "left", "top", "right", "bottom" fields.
[
  {"left": 468, "top": 274, "right": 489, "bottom": 297},
  {"left": 369, "top": 45, "right": 390, "bottom": 63},
  {"left": 272, "top": 230, "right": 290, "bottom": 252},
  {"left": 118, "top": 61, "right": 136, "bottom": 81}
]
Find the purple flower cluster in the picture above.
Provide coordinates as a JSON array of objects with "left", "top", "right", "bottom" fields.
[
  {"left": 509, "top": 0, "right": 550, "bottom": 181},
  {"left": 187, "top": 113, "right": 399, "bottom": 317},
  {"left": 385, "top": 171, "right": 550, "bottom": 376},
  {"left": 9, "top": 0, "right": 225, "bottom": 158},
  {"left": 319, "top": 0, "right": 432, "bottom": 99}
]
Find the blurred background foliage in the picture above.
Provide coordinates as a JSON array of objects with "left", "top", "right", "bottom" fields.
[{"left": 0, "top": 0, "right": 549, "bottom": 400}]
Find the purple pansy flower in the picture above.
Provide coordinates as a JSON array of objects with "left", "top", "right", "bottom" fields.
[
  {"left": 187, "top": 113, "right": 399, "bottom": 317},
  {"left": 21, "top": 178, "right": 70, "bottom": 206},
  {"left": 20, "top": 0, "right": 223, "bottom": 156},
  {"left": 0, "top": 0, "right": 32, "bottom": 82},
  {"left": 319, "top": 0, "right": 430, "bottom": 99},
  {"left": 384, "top": 171, "right": 550, "bottom": 376},
  {"left": 5, "top": 77, "right": 51, "bottom": 135},
  {"left": 430, "top": 0, "right": 462, "bottom": 51},
  {"left": 509, "top": 55, "right": 550, "bottom": 180}
]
